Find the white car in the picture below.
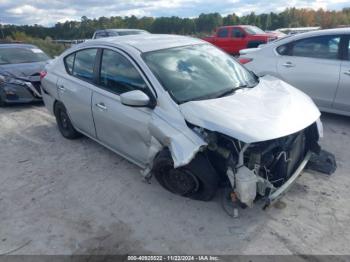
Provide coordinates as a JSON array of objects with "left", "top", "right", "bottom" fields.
[
  {"left": 41, "top": 34, "right": 323, "bottom": 207},
  {"left": 239, "top": 28, "right": 350, "bottom": 116}
]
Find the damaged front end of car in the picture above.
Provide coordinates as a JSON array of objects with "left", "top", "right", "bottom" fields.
[
  {"left": 191, "top": 120, "right": 322, "bottom": 208},
  {"left": 0, "top": 72, "right": 42, "bottom": 105}
]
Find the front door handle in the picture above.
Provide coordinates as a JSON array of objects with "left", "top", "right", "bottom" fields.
[
  {"left": 57, "top": 85, "right": 65, "bottom": 91},
  {"left": 96, "top": 103, "right": 107, "bottom": 111},
  {"left": 282, "top": 62, "right": 295, "bottom": 68},
  {"left": 344, "top": 71, "right": 350, "bottom": 76}
]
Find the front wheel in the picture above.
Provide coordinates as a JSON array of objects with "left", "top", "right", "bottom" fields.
[
  {"left": 54, "top": 102, "right": 81, "bottom": 139},
  {"left": 153, "top": 150, "right": 219, "bottom": 201}
]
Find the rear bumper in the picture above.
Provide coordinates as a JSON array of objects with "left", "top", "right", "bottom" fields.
[{"left": 263, "top": 151, "right": 312, "bottom": 209}]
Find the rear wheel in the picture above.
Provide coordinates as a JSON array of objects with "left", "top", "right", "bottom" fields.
[
  {"left": 54, "top": 102, "right": 81, "bottom": 139},
  {"left": 153, "top": 150, "right": 219, "bottom": 201}
]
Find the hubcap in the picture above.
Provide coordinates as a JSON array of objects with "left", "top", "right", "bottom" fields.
[{"left": 165, "top": 169, "right": 199, "bottom": 196}]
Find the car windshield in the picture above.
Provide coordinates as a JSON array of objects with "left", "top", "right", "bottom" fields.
[
  {"left": 243, "top": 26, "right": 265, "bottom": 35},
  {"left": 143, "top": 44, "right": 258, "bottom": 103},
  {"left": 0, "top": 47, "right": 50, "bottom": 65}
]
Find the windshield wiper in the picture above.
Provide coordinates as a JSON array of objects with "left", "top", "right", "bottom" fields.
[
  {"left": 216, "top": 84, "right": 253, "bottom": 98},
  {"left": 179, "top": 83, "right": 256, "bottom": 104}
]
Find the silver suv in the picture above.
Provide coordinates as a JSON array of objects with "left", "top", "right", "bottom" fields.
[{"left": 41, "top": 34, "right": 323, "bottom": 207}]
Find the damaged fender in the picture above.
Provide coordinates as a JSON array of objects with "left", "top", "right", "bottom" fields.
[{"left": 148, "top": 107, "right": 207, "bottom": 170}]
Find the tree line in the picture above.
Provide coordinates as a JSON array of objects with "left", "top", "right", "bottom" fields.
[{"left": 1, "top": 7, "right": 350, "bottom": 40}]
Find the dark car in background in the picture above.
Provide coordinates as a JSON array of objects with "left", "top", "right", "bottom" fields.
[
  {"left": 0, "top": 43, "right": 51, "bottom": 106},
  {"left": 92, "top": 29, "right": 150, "bottom": 39}
]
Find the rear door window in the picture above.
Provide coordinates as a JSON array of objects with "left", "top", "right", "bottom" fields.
[
  {"left": 218, "top": 28, "right": 228, "bottom": 38},
  {"left": 99, "top": 49, "right": 146, "bottom": 94},
  {"left": 72, "top": 49, "right": 98, "bottom": 82},
  {"left": 64, "top": 53, "right": 75, "bottom": 74},
  {"left": 291, "top": 35, "right": 341, "bottom": 60},
  {"left": 231, "top": 28, "right": 244, "bottom": 38}
]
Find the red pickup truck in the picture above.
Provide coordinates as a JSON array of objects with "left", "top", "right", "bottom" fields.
[{"left": 202, "top": 25, "right": 277, "bottom": 55}]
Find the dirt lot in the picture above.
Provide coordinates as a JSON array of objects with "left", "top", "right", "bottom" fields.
[{"left": 0, "top": 104, "right": 350, "bottom": 255}]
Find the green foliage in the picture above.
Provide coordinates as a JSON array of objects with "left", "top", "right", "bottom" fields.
[
  {"left": 7, "top": 32, "right": 66, "bottom": 57},
  {"left": 0, "top": 7, "right": 349, "bottom": 40}
]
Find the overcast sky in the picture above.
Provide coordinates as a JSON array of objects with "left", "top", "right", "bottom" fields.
[{"left": 0, "top": 0, "right": 349, "bottom": 26}]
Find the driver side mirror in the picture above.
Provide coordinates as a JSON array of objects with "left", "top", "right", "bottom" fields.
[{"left": 120, "top": 90, "right": 150, "bottom": 107}]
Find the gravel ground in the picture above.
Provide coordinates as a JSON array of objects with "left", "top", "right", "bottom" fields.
[{"left": 0, "top": 104, "right": 349, "bottom": 255}]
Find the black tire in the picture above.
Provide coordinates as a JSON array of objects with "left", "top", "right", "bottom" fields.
[
  {"left": 54, "top": 102, "right": 81, "bottom": 139},
  {"left": 153, "top": 150, "right": 219, "bottom": 201}
]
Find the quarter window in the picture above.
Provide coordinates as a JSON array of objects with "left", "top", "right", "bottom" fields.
[
  {"left": 64, "top": 53, "right": 75, "bottom": 74},
  {"left": 94, "top": 32, "right": 107, "bottom": 39},
  {"left": 73, "top": 49, "right": 98, "bottom": 82},
  {"left": 218, "top": 28, "right": 228, "bottom": 38},
  {"left": 99, "top": 49, "right": 146, "bottom": 94},
  {"left": 277, "top": 44, "right": 290, "bottom": 55},
  {"left": 292, "top": 35, "right": 340, "bottom": 60}
]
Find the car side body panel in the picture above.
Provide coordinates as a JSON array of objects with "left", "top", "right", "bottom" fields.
[
  {"left": 333, "top": 60, "right": 350, "bottom": 112},
  {"left": 276, "top": 55, "right": 341, "bottom": 108},
  {"left": 92, "top": 89, "right": 153, "bottom": 166},
  {"left": 57, "top": 76, "right": 96, "bottom": 138}
]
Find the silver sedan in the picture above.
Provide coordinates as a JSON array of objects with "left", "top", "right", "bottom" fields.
[
  {"left": 239, "top": 28, "right": 350, "bottom": 116},
  {"left": 41, "top": 34, "right": 323, "bottom": 207}
]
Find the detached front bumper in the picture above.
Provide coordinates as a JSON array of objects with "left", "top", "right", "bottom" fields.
[{"left": 263, "top": 151, "right": 312, "bottom": 209}]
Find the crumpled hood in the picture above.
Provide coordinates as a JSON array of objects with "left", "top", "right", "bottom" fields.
[
  {"left": 0, "top": 61, "right": 47, "bottom": 82},
  {"left": 180, "top": 75, "right": 321, "bottom": 143}
]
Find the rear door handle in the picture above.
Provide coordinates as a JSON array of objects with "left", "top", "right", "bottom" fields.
[
  {"left": 344, "top": 71, "right": 350, "bottom": 76},
  {"left": 282, "top": 62, "right": 295, "bottom": 68},
  {"left": 96, "top": 103, "right": 107, "bottom": 111},
  {"left": 58, "top": 85, "right": 65, "bottom": 91}
]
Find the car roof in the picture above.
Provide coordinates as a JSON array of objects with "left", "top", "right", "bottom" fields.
[
  {"left": 0, "top": 43, "right": 38, "bottom": 49},
  {"left": 83, "top": 34, "right": 204, "bottom": 53},
  {"left": 276, "top": 28, "right": 350, "bottom": 43},
  {"left": 95, "top": 29, "right": 147, "bottom": 33},
  {"left": 218, "top": 25, "right": 261, "bottom": 29},
  {"left": 297, "top": 27, "right": 349, "bottom": 36}
]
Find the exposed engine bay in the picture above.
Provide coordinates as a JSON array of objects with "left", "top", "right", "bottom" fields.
[{"left": 191, "top": 122, "right": 321, "bottom": 208}]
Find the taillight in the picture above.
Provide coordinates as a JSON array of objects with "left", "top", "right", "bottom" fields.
[
  {"left": 40, "top": 71, "right": 47, "bottom": 80},
  {"left": 238, "top": 58, "right": 253, "bottom": 64}
]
